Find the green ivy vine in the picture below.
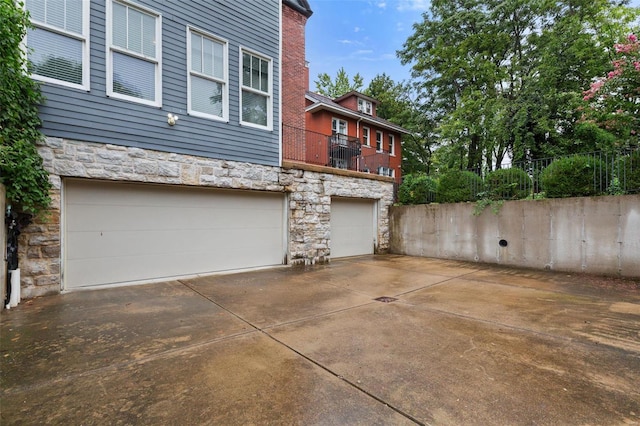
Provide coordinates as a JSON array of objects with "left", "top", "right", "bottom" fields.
[{"left": 0, "top": 0, "right": 51, "bottom": 218}]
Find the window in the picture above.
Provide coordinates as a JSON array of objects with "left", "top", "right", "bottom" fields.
[
  {"left": 358, "top": 98, "right": 372, "bottom": 115},
  {"left": 107, "top": 0, "right": 161, "bottom": 106},
  {"left": 25, "top": 0, "right": 89, "bottom": 89},
  {"left": 362, "top": 127, "right": 370, "bottom": 146},
  {"left": 332, "top": 118, "right": 348, "bottom": 144},
  {"left": 378, "top": 166, "right": 394, "bottom": 177},
  {"left": 240, "top": 49, "right": 272, "bottom": 129},
  {"left": 332, "top": 118, "right": 347, "bottom": 135},
  {"left": 376, "top": 131, "right": 383, "bottom": 152},
  {"left": 389, "top": 134, "right": 395, "bottom": 156},
  {"left": 188, "top": 28, "right": 227, "bottom": 120}
]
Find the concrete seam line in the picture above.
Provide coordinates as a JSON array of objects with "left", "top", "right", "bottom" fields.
[
  {"left": 180, "top": 280, "right": 427, "bottom": 425},
  {"left": 263, "top": 331, "right": 427, "bottom": 426}
]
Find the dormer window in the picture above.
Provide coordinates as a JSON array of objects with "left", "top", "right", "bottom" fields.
[{"left": 358, "top": 98, "right": 372, "bottom": 115}]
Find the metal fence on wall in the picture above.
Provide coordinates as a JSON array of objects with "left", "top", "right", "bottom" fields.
[{"left": 421, "top": 148, "right": 640, "bottom": 203}]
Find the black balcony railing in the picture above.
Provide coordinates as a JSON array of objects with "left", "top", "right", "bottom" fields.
[
  {"left": 283, "top": 124, "right": 392, "bottom": 176},
  {"left": 329, "top": 133, "right": 361, "bottom": 169}
]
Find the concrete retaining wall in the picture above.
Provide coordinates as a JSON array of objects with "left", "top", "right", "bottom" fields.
[{"left": 389, "top": 195, "right": 640, "bottom": 278}]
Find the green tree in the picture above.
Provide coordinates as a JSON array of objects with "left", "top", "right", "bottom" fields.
[
  {"left": 581, "top": 34, "right": 640, "bottom": 150},
  {"left": 314, "top": 66, "right": 363, "bottom": 98},
  {"left": 365, "top": 74, "right": 438, "bottom": 175},
  {"left": 0, "top": 0, "right": 51, "bottom": 217},
  {"left": 398, "top": 0, "right": 638, "bottom": 171}
]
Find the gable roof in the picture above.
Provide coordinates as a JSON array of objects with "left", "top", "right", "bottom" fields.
[
  {"left": 283, "top": 0, "right": 313, "bottom": 17},
  {"left": 334, "top": 91, "right": 378, "bottom": 105},
  {"left": 305, "top": 91, "right": 410, "bottom": 135}
]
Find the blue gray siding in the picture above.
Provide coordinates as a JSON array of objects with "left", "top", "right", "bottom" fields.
[{"left": 37, "top": 0, "right": 281, "bottom": 166}]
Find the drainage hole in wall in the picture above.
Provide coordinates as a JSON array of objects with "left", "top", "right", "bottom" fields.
[{"left": 499, "top": 239, "right": 508, "bottom": 247}]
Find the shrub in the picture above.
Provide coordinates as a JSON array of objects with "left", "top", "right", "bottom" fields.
[
  {"left": 398, "top": 174, "right": 437, "bottom": 205},
  {"left": 540, "top": 155, "right": 607, "bottom": 198},
  {"left": 436, "top": 170, "right": 483, "bottom": 203},
  {"left": 618, "top": 150, "right": 640, "bottom": 193},
  {"left": 485, "top": 168, "right": 532, "bottom": 200}
]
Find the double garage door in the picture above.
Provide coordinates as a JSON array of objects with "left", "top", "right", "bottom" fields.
[{"left": 64, "top": 180, "right": 285, "bottom": 289}]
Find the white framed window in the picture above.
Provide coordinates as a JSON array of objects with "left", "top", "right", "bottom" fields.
[
  {"left": 332, "top": 118, "right": 348, "bottom": 135},
  {"left": 107, "top": 0, "right": 161, "bottom": 106},
  {"left": 389, "top": 134, "right": 395, "bottom": 156},
  {"left": 240, "top": 48, "right": 272, "bottom": 129},
  {"left": 187, "top": 27, "right": 228, "bottom": 121},
  {"left": 378, "top": 166, "right": 394, "bottom": 177},
  {"left": 332, "top": 118, "right": 348, "bottom": 144},
  {"left": 358, "top": 98, "right": 372, "bottom": 115},
  {"left": 376, "top": 131, "right": 383, "bottom": 152},
  {"left": 362, "top": 126, "right": 370, "bottom": 146},
  {"left": 25, "top": 0, "right": 90, "bottom": 90}
]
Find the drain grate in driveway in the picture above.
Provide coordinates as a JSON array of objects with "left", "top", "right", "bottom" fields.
[{"left": 374, "top": 296, "right": 398, "bottom": 303}]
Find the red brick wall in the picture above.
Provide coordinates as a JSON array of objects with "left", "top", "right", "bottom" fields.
[
  {"left": 282, "top": 5, "right": 308, "bottom": 131},
  {"left": 336, "top": 96, "right": 358, "bottom": 112}
]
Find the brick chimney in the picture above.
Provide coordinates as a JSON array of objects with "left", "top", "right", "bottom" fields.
[{"left": 282, "top": 0, "right": 312, "bottom": 131}]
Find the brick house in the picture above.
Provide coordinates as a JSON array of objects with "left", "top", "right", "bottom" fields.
[
  {"left": 11, "top": 0, "right": 397, "bottom": 297},
  {"left": 304, "top": 91, "right": 406, "bottom": 183}
]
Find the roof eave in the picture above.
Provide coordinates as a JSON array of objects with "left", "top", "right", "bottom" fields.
[
  {"left": 306, "top": 102, "right": 410, "bottom": 134},
  {"left": 282, "top": 0, "right": 313, "bottom": 18}
]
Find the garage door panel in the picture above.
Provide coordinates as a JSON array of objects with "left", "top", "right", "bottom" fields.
[
  {"left": 330, "top": 198, "right": 375, "bottom": 258},
  {"left": 65, "top": 180, "right": 285, "bottom": 288},
  {"left": 67, "top": 243, "right": 280, "bottom": 287},
  {"left": 68, "top": 207, "right": 283, "bottom": 234},
  {"left": 67, "top": 200, "right": 283, "bottom": 233},
  {"left": 67, "top": 225, "right": 284, "bottom": 260}
]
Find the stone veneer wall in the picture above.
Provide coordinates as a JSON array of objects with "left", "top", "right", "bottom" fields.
[{"left": 18, "top": 138, "right": 394, "bottom": 297}]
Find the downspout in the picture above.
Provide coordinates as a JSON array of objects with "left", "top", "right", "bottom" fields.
[{"left": 356, "top": 118, "right": 362, "bottom": 171}]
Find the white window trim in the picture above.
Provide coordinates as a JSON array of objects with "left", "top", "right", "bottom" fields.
[
  {"left": 239, "top": 47, "right": 273, "bottom": 130},
  {"left": 187, "top": 26, "right": 228, "bottom": 122},
  {"left": 25, "top": 2, "right": 91, "bottom": 91},
  {"left": 378, "top": 166, "right": 394, "bottom": 177},
  {"left": 389, "top": 134, "right": 395, "bottom": 156},
  {"left": 106, "top": 0, "right": 162, "bottom": 107},
  {"left": 376, "top": 130, "right": 383, "bottom": 152},
  {"left": 358, "top": 98, "right": 372, "bottom": 115},
  {"left": 362, "top": 126, "right": 370, "bottom": 146},
  {"left": 332, "top": 117, "right": 348, "bottom": 135}
]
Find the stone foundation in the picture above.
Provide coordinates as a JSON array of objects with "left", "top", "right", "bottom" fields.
[{"left": 17, "top": 138, "right": 394, "bottom": 297}]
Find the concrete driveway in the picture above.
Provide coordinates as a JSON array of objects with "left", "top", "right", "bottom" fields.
[{"left": 1, "top": 255, "right": 639, "bottom": 425}]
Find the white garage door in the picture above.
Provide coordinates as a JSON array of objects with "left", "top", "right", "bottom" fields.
[
  {"left": 64, "top": 180, "right": 285, "bottom": 289},
  {"left": 330, "top": 198, "right": 376, "bottom": 258}
]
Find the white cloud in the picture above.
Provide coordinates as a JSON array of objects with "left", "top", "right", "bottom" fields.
[
  {"left": 396, "top": 0, "right": 430, "bottom": 12},
  {"left": 376, "top": 1, "right": 387, "bottom": 8},
  {"left": 354, "top": 26, "right": 361, "bottom": 33},
  {"left": 355, "top": 49, "right": 374, "bottom": 55},
  {"left": 338, "top": 39, "right": 363, "bottom": 46}
]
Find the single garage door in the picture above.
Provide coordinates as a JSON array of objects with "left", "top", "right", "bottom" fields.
[
  {"left": 330, "top": 197, "right": 376, "bottom": 258},
  {"left": 64, "top": 179, "right": 285, "bottom": 289}
]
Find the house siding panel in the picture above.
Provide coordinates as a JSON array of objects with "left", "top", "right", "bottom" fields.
[{"left": 36, "top": 0, "right": 280, "bottom": 166}]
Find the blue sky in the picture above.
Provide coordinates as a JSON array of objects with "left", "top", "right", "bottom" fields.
[
  {"left": 305, "top": 0, "right": 427, "bottom": 91},
  {"left": 304, "top": 0, "right": 640, "bottom": 92}
]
